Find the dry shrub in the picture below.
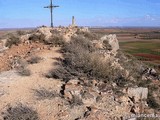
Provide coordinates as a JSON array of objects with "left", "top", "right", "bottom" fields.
[
  {"left": 83, "top": 32, "right": 98, "bottom": 40},
  {"left": 147, "top": 91, "right": 160, "bottom": 110},
  {"left": 26, "top": 29, "right": 36, "bottom": 34},
  {"left": 17, "top": 67, "right": 31, "bottom": 76},
  {"left": 46, "top": 35, "right": 96, "bottom": 80},
  {"left": 28, "top": 33, "right": 45, "bottom": 43},
  {"left": 76, "top": 29, "right": 99, "bottom": 40},
  {"left": 50, "top": 29, "right": 60, "bottom": 34},
  {"left": 47, "top": 35, "right": 121, "bottom": 82},
  {"left": 33, "top": 88, "right": 58, "bottom": 100},
  {"left": 62, "top": 36, "right": 121, "bottom": 81},
  {"left": 69, "top": 95, "right": 83, "bottom": 107},
  {"left": 103, "top": 40, "right": 112, "bottom": 50},
  {"left": 47, "top": 34, "right": 65, "bottom": 46},
  {"left": 27, "top": 56, "right": 42, "bottom": 64},
  {"left": 1, "top": 103, "right": 39, "bottom": 120},
  {"left": 16, "top": 30, "right": 26, "bottom": 36},
  {"left": 116, "top": 51, "right": 145, "bottom": 81},
  {"left": 5, "top": 34, "right": 21, "bottom": 48},
  {"left": 46, "top": 67, "right": 72, "bottom": 81},
  {"left": 63, "top": 35, "right": 96, "bottom": 53},
  {"left": 138, "top": 79, "right": 152, "bottom": 87},
  {"left": 114, "top": 74, "right": 128, "bottom": 87},
  {"left": 29, "top": 31, "right": 65, "bottom": 46},
  {"left": 15, "top": 59, "right": 31, "bottom": 76}
]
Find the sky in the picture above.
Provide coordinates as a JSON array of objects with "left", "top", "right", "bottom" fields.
[{"left": 0, "top": 0, "right": 160, "bottom": 28}]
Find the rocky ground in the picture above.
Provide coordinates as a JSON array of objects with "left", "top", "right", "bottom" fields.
[{"left": 0, "top": 26, "right": 159, "bottom": 120}]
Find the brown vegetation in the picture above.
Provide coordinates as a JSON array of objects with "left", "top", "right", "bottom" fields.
[
  {"left": 47, "top": 34, "right": 65, "bottom": 46},
  {"left": 68, "top": 95, "right": 83, "bottom": 107},
  {"left": 1, "top": 103, "right": 39, "bottom": 120},
  {"left": 17, "top": 67, "right": 31, "bottom": 76},
  {"left": 29, "top": 33, "right": 45, "bottom": 43},
  {"left": 12, "top": 58, "right": 31, "bottom": 76},
  {"left": 33, "top": 88, "right": 58, "bottom": 100},
  {"left": 27, "top": 56, "right": 42, "bottom": 64},
  {"left": 5, "top": 34, "right": 21, "bottom": 48},
  {"left": 47, "top": 34, "right": 126, "bottom": 85}
]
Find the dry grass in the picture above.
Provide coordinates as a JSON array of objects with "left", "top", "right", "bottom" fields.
[
  {"left": 62, "top": 35, "right": 122, "bottom": 82},
  {"left": 1, "top": 103, "right": 39, "bottom": 120},
  {"left": 13, "top": 59, "right": 31, "bottom": 76},
  {"left": 28, "top": 33, "right": 45, "bottom": 43},
  {"left": 47, "top": 35, "right": 123, "bottom": 83},
  {"left": 147, "top": 91, "right": 160, "bottom": 110},
  {"left": 46, "top": 67, "right": 72, "bottom": 81},
  {"left": 76, "top": 29, "right": 99, "bottom": 40},
  {"left": 16, "top": 30, "right": 26, "bottom": 36},
  {"left": 116, "top": 51, "right": 146, "bottom": 81},
  {"left": 5, "top": 34, "right": 21, "bottom": 48},
  {"left": 63, "top": 35, "right": 96, "bottom": 53},
  {"left": 28, "top": 31, "right": 65, "bottom": 46},
  {"left": 33, "top": 88, "right": 58, "bottom": 100},
  {"left": 68, "top": 95, "right": 83, "bottom": 108},
  {"left": 17, "top": 67, "right": 31, "bottom": 76},
  {"left": 27, "top": 56, "right": 42, "bottom": 64},
  {"left": 47, "top": 34, "right": 65, "bottom": 46}
]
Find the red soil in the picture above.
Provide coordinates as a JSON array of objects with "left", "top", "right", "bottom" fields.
[
  {"left": 134, "top": 53, "right": 160, "bottom": 60},
  {"left": 0, "top": 43, "right": 48, "bottom": 72}
]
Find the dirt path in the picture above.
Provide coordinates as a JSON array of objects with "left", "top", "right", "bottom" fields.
[{"left": 0, "top": 47, "right": 64, "bottom": 120}]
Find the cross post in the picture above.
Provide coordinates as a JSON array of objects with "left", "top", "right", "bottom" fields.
[{"left": 44, "top": 0, "right": 59, "bottom": 27}]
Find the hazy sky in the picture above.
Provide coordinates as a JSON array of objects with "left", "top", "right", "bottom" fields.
[{"left": 0, "top": 0, "right": 160, "bottom": 28}]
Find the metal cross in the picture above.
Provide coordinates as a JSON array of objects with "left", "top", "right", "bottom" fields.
[{"left": 44, "top": 0, "right": 59, "bottom": 27}]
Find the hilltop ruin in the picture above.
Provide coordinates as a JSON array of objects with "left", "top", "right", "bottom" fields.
[{"left": 0, "top": 26, "right": 159, "bottom": 120}]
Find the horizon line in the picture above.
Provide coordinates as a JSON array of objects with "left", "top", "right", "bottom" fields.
[{"left": 1, "top": 26, "right": 160, "bottom": 30}]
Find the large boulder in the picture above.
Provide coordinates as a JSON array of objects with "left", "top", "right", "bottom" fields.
[
  {"left": 0, "top": 39, "right": 8, "bottom": 52},
  {"left": 0, "top": 41, "right": 3, "bottom": 49},
  {"left": 37, "top": 27, "right": 52, "bottom": 40},
  {"left": 142, "top": 68, "right": 159, "bottom": 80},
  {"left": 127, "top": 87, "right": 148, "bottom": 102},
  {"left": 79, "top": 27, "right": 89, "bottom": 33},
  {"left": 118, "top": 87, "right": 149, "bottom": 114},
  {"left": 92, "top": 40, "right": 103, "bottom": 49},
  {"left": 20, "top": 34, "right": 31, "bottom": 43},
  {"left": 101, "top": 34, "right": 119, "bottom": 53}
]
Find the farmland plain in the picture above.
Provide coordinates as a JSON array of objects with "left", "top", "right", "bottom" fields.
[{"left": 91, "top": 27, "right": 160, "bottom": 71}]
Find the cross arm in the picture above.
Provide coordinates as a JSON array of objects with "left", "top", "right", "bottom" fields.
[
  {"left": 53, "top": 5, "right": 59, "bottom": 8},
  {"left": 44, "top": 5, "right": 59, "bottom": 8},
  {"left": 44, "top": 6, "right": 50, "bottom": 8}
]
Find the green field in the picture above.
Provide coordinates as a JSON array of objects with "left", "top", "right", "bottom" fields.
[
  {"left": 119, "top": 41, "right": 160, "bottom": 70},
  {"left": 119, "top": 41, "right": 160, "bottom": 55}
]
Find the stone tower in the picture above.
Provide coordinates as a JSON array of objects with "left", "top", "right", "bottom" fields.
[{"left": 72, "top": 16, "right": 76, "bottom": 26}]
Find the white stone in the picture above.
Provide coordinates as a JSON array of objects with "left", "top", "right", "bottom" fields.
[
  {"left": 81, "top": 27, "right": 89, "bottom": 32},
  {"left": 20, "top": 34, "right": 31, "bottom": 43},
  {"left": 101, "top": 34, "right": 119, "bottom": 53},
  {"left": 37, "top": 27, "right": 52, "bottom": 40},
  {"left": 127, "top": 87, "right": 148, "bottom": 102},
  {"left": 0, "top": 39, "right": 9, "bottom": 52},
  {"left": 127, "top": 118, "right": 136, "bottom": 120}
]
